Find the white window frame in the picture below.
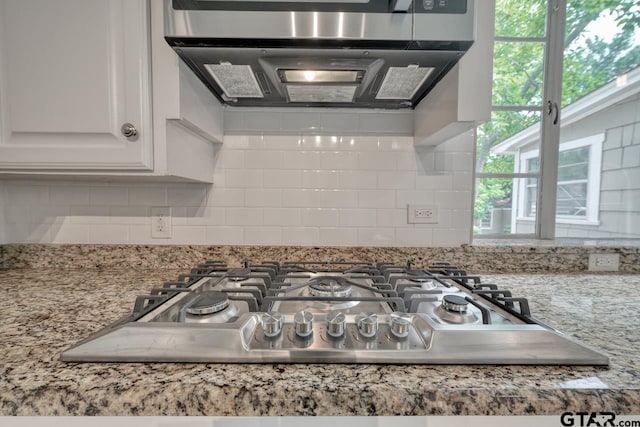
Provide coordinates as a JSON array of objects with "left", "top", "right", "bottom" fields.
[
  {"left": 474, "top": 0, "right": 566, "bottom": 239},
  {"left": 516, "top": 134, "right": 603, "bottom": 226}
]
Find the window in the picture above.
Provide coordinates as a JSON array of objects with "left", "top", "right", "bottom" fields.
[
  {"left": 516, "top": 135, "right": 603, "bottom": 226},
  {"left": 474, "top": 0, "right": 639, "bottom": 239}
]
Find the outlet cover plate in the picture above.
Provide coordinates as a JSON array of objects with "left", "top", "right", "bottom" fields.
[
  {"left": 588, "top": 253, "right": 619, "bottom": 272},
  {"left": 408, "top": 204, "right": 438, "bottom": 224},
  {"left": 151, "top": 207, "right": 172, "bottom": 239}
]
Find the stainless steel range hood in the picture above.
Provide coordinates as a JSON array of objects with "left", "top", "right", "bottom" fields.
[{"left": 164, "top": 0, "right": 476, "bottom": 109}]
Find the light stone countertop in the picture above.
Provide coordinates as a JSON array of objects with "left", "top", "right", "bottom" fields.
[{"left": 0, "top": 268, "right": 639, "bottom": 416}]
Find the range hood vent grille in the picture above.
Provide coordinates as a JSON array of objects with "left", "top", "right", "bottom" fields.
[
  {"left": 204, "top": 63, "right": 264, "bottom": 98},
  {"left": 376, "top": 66, "right": 435, "bottom": 100}
]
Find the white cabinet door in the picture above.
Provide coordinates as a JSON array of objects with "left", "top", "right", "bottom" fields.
[{"left": 0, "top": 0, "right": 152, "bottom": 170}]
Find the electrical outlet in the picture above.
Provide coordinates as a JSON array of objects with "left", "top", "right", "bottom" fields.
[
  {"left": 588, "top": 253, "right": 619, "bottom": 272},
  {"left": 407, "top": 204, "right": 438, "bottom": 224},
  {"left": 151, "top": 207, "right": 172, "bottom": 239}
]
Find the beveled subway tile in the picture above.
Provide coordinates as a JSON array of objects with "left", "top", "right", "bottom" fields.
[
  {"left": 243, "top": 227, "right": 283, "bottom": 245},
  {"left": 319, "top": 227, "right": 358, "bottom": 246},
  {"left": 281, "top": 227, "right": 321, "bottom": 245},
  {"left": 300, "top": 208, "right": 339, "bottom": 227},
  {"left": 302, "top": 170, "right": 339, "bottom": 189},
  {"left": 263, "top": 170, "right": 302, "bottom": 188},
  {"left": 377, "top": 171, "right": 415, "bottom": 190},
  {"left": 264, "top": 208, "right": 301, "bottom": 226},
  {"left": 357, "top": 190, "right": 395, "bottom": 208},
  {"left": 339, "top": 209, "right": 376, "bottom": 227}
]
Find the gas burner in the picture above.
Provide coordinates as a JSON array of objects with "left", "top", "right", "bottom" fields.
[
  {"left": 432, "top": 295, "right": 480, "bottom": 325},
  {"left": 408, "top": 278, "right": 438, "bottom": 290},
  {"left": 227, "top": 268, "right": 251, "bottom": 282},
  {"left": 186, "top": 291, "right": 229, "bottom": 315},
  {"left": 303, "top": 276, "right": 359, "bottom": 310},
  {"left": 442, "top": 295, "right": 468, "bottom": 313},
  {"left": 308, "top": 277, "right": 353, "bottom": 298},
  {"left": 181, "top": 291, "right": 240, "bottom": 324}
]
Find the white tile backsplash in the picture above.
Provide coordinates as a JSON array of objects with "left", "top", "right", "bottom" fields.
[
  {"left": 263, "top": 170, "right": 302, "bottom": 188},
  {"left": 376, "top": 172, "right": 415, "bottom": 190},
  {"left": 338, "top": 171, "right": 378, "bottom": 190},
  {"left": 89, "top": 187, "right": 129, "bottom": 206},
  {"left": 244, "top": 189, "right": 282, "bottom": 207},
  {"left": 300, "top": 208, "right": 339, "bottom": 227},
  {"left": 8, "top": 184, "right": 48, "bottom": 205},
  {"left": 244, "top": 227, "right": 282, "bottom": 245},
  {"left": 226, "top": 208, "right": 263, "bottom": 226},
  {"left": 263, "top": 208, "right": 301, "bottom": 226},
  {"left": 69, "top": 206, "right": 110, "bottom": 224},
  {"left": 128, "top": 187, "right": 166, "bottom": 206},
  {"left": 1, "top": 132, "right": 475, "bottom": 246},
  {"left": 319, "top": 227, "right": 358, "bottom": 246},
  {"left": 49, "top": 224, "right": 90, "bottom": 244},
  {"left": 319, "top": 151, "right": 358, "bottom": 170},
  {"left": 339, "top": 209, "right": 377, "bottom": 227},
  {"left": 225, "top": 169, "right": 263, "bottom": 188},
  {"left": 357, "top": 190, "right": 396, "bottom": 209},
  {"left": 301, "top": 170, "right": 339, "bottom": 189},
  {"left": 109, "top": 206, "right": 150, "bottom": 225},
  {"left": 205, "top": 226, "right": 244, "bottom": 245},
  {"left": 50, "top": 186, "right": 90, "bottom": 205},
  {"left": 282, "top": 227, "right": 320, "bottom": 245},
  {"left": 89, "top": 225, "right": 129, "bottom": 244}
]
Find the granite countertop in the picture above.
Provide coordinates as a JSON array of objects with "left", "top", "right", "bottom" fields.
[{"left": 0, "top": 267, "right": 639, "bottom": 416}]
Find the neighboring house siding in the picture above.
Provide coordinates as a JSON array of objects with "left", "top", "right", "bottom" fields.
[
  {"left": 515, "top": 96, "right": 640, "bottom": 238},
  {"left": 594, "top": 118, "right": 640, "bottom": 238}
]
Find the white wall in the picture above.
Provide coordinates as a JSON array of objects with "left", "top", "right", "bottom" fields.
[{"left": 1, "top": 132, "right": 474, "bottom": 247}]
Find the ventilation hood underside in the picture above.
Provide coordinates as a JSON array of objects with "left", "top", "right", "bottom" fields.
[{"left": 165, "top": 0, "right": 476, "bottom": 109}]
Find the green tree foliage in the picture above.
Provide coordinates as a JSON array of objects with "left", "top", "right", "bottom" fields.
[{"left": 474, "top": 0, "right": 640, "bottom": 230}]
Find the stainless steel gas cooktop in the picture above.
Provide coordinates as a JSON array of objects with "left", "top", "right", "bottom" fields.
[{"left": 61, "top": 260, "right": 609, "bottom": 365}]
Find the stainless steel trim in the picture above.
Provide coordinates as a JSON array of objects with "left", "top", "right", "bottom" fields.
[
  {"left": 413, "top": 0, "right": 474, "bottom": 42},
  {"left": 60, "top": 315, "right": 610, "bottom": 365},
  {"left": 165, "top": 0, "right": 412, "bottom": 41},
  {"left": 61, "top": 261, "right": 609, "bottom": 365}
]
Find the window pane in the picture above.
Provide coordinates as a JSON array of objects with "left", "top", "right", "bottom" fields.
[
  {"left": 492, "top": 42, "right": 545, "bottom": 106},
  {"left": 526, "top": 184, "right": 537, "bottom": 217},
  {"left": 558, "top": 146, "right": 590, "bottom": 182},
  {"left": 474, "top": 178, "right": 516, "bottom": 235},
  {"left": 495, "top": 0, "right": 547, "bottom": 38},
  {"left": 557, "top": 182, "right": 587, "bottom": 217},
  {"left": 555, "top": 1, "right": 640, "bottom": 238},
  {"left": 475, "top": 178, "right": 538, "bottom": 236},
  {"left": 562, "top": 1, "right": 640, "bottom": 107},
  {"left": 477, "top": 111, "right": 541, "bottom": 173}
]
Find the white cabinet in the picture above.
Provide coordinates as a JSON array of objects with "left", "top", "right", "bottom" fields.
[
  {"left": 413, "top": 0, "right": 494, "bottom": 145},
  {"left": 0, "top": 0, "right": 223, "bottom": 182},
  {"left": 0, "top": 0, "right": 153, "bottom": 170}
]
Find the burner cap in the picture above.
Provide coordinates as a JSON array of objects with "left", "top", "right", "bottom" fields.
[
  {"left": 186, "top": 291, "right": 230, "bottom": 315},
  {"left": 227, "top": 268, "right": 251, "bottom": 282},
  {"left": 442, "top": 295, "right": 469, "bottom": 313},
  {"left": 308, "top": 277, "right": 352, "bottom": 298}
]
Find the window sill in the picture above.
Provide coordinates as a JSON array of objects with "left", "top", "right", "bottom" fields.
[{"left": 515, "top": 217, "right": 600, "bottom": 226}]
